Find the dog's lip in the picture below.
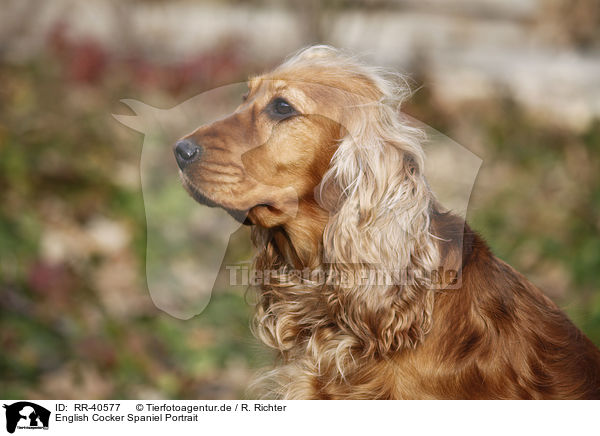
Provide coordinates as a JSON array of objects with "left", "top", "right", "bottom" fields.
[
  {"left": 194, "top": 192, "right": 250, "bottom": 224},
  {"left": 180, "top": 175, "right": 249, "bottom": 222},
  {"left": 179, "top": 173, "right": 288, "bottom": 226},
  {"left": 181, "top": 175, "right": 284, "bottom": 225}
]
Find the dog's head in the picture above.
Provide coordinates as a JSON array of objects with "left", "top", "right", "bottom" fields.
[
  {"left": 174, "top": 46, "right": 389, "bottom": 228},
  {"left": 174, "top": 44, "right": 437, "bottom": 269}
]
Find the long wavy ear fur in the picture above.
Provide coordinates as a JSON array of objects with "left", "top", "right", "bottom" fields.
[
  {"left": 318, "top": 56, "right": 440, "bottom": 357},
  {"left": 251, "top": 46, "right": 441, "bottom": 367}
]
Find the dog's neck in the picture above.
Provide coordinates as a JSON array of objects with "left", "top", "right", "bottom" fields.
[
  {"left": 252, "top": 197, "right": 330, "bottom": 270},
  {"left": 280, "top": 199, "right": 330, "bottom": 268}
]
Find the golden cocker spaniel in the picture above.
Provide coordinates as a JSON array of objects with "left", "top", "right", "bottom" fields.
[{"left": 174, "top": 46, "right": 600, "bottom": 399}]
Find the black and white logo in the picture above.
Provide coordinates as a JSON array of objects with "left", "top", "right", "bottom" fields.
[{"left": 3, "top": 402, "right": 50, "bottom": 434}]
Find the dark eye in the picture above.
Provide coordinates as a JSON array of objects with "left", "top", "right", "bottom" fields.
[
  {"left": 274, "top": 99, "right": 293, "bottom": 114},
  {"left": 269, "top": 98, "right": 296, "bottom": 119}
]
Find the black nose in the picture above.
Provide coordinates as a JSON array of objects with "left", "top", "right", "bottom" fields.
[{"left": 174, "top": 139, "right": 202, "bottom": 170}]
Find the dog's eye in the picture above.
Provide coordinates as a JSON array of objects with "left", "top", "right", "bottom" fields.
[
  {"left": 269, "top": 98, "right": 296, "bottom": 119},
  {"left": 274, "top": 99, "right": 293, "bottom": 114}
]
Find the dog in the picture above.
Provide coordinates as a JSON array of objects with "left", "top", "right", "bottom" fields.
[{"left": 174, "top": 46, "right": 600, "bottom": 399}]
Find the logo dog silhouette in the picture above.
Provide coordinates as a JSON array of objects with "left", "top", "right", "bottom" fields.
[{"left": 3, "top": 402, "right": 50, "bottom": 434}]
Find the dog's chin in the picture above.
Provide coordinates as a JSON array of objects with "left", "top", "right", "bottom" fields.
[{"left": 183, "top": 181, "right": 252, "bottom": 225}]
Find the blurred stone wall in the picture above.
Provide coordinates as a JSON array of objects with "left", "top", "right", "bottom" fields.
[{"left": 2, "top": 0, "right": 599, "bottom": 129}]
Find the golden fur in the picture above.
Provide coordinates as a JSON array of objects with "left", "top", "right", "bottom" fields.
[{"left": 177, "top": 46, "right": 600, "bottom": 399}]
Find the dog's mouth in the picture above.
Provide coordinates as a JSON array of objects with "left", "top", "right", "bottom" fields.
[
  {"left": 182, "top": 179, "right": 249, "bottom": 224},
  {"left": 180, "top": 176, "right": 283, "bottom": 226}
]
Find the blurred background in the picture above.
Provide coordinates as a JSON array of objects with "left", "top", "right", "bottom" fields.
[{"left": 1, "top": 0, "right": 599, "bottom": 399}]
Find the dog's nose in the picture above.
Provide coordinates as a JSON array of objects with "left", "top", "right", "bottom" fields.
[{"left": 174, "top": 139, "right": 202, "bottom": 170}]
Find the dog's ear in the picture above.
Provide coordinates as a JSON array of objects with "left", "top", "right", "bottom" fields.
[{"left": 320, "top": 103, "right": 440, "bottom": 357}]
